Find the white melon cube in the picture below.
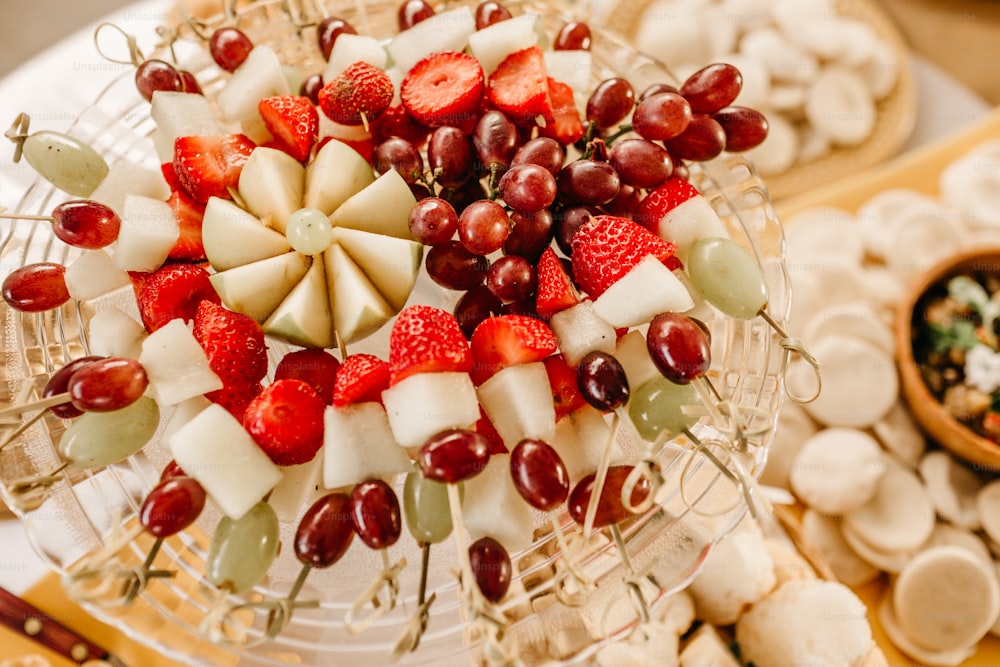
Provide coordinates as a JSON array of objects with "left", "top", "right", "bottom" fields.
[
  {"left": 324, "top": 34, "right": 389, "bottom": 80},
  {"left": 543, "top": 50, "right": 592, "bottom": 94},
  {"left": 89, "top": 159, "right": 170, "bottom": 216},
  {"left": 387, "top": 6, "right": 477, "bottom": 72},
  {"left": 162, "top": 395, "right": 211, "bottom": 444},
  {"left": 462, "top": 455, "right": 535, "bottom": 554},
  {"left": 549, "top": 301, "right": 616, "bottom": 367},
  {"left": 382, "top": 372, "right": 480, "bottom": 449},
  {"left": 217, "top": 46, "right": 291, "bottom": 122},
  {"left": 88, "top": 306, "right": 146, "bottom": 359},
  {"left": 323, "top": 402, "right": 412, "bottom": 489},
  {"left": 592, "top": 255, "right": 694, "bottom": 328},
  {"left": 469, "top": 13, "right": 540, "bottom": 74},
  {"left": 269, "top": 456, "right": 326, "bottom": 523},
  {"left": 240, "top": 113, "right": 273, "bottom": 145},
  {"left": 655, "top": 195, "right": 730, "bottom": 264},
  {"left": 152, "top": 128, "right": 173, "bottom": 165},
  {"left": 329, "top": 169, "right": 417, "bottom": 239},
  {"left": 615, "top": 329, "right": 660, "bottom": 392},
  {"left": 139, "top": 319, "right": 223, "bottom": 406},
  {"left": 65, "top": 250, "right": 130, "bottom": 301},
  {"left": 552, "top": 405, "right": 622, "bottom": 484},
  {"left": 150, "top": 91, "right": 222, "bottom": 152},
  {"left": 477, "top": 363, "right": 555, "bottom": 449},
  {"left": 169, "top": 404, "right": 283, "bottom": 519},
  {"left": 114, "top": 194, "right": 179, "bottom": 272}
]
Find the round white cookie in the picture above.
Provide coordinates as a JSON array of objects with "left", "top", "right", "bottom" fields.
[
  {"left": 976, "top": 479, "right": 1000, "bottom": 546},
  {"left": 784, "top": 206, "right": 863, "bottom": 266},
  {"left": 920, "top": 521, "right": 992, "bottom": 564},
  {"left": 843, "top": 462, "right": 935, "bottom": 554},
  {"left": 878, "top": 594, "right": 976, "bottom": 667},
  {"left": 805, "top": 66, "right": 875, "bottom": 146},
  {"left": 918, "top": 450, "right": 983, "bottom": 530},
  {"left": 872, "top": 401, "right": 927, "bottom": 468},
  {"left": 760, "top": 400, "right": 818, "bottom": 489},
  {"left": 803, "top": 301, "right": 894, "bottom": 357},
  {"left": 801, "top": 509, "right": 879, "bottom": 587},
  {"left": 790, "top": 427, "right": 885, "bottom": 514},
  {"left": 841, "top": 522, "right": 913, "bottom": 574},
  {"left": 893, "top": 545, "right": 1000, "bottom": 652}
]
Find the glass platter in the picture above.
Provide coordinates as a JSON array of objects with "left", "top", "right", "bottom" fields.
[{"left": 0, "top": 1, "right": 791, "bottom": 664}]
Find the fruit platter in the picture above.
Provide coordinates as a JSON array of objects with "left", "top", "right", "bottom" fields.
[{"left": 0, "top": 0, "right": 804, "bottom": 664}]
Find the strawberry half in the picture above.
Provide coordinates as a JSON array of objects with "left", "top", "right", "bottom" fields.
[
  {"left": 319, "top": 61, "right": 394, "bottom": 126},
  {"left": 207, "top": 381, "right": 262, "bottom": 422},
  {"left": 389, "top": 305, "right": 473, "bottom": 385},
  {"left": 333, "top": 353, "right": 391, "bottom": 406},
  {"left": 138, "top": 264, "right": 219, "bottom": 332},
  {"left": 274, "top": 348, "right": 340, "bottom": 404},
  {"left": 400, "top": 51, "right": 485, "bottom": 129},
  {"left": 535, "top": 247, "right": 580, "bottom": 319},
  {"left": 259, "top": 95, "right": 319, "bottom": 162},
  {"left": 470, "top": 314, "right": 558, "bottom": 384},
  {"left": 487, "top": 46, "right": 553, "bottom": 126},
  {"left": 543, "top": 354, "right": 586, "bottom": 420},
  {"left": 193, "top": 300, "right": 268, "bottom": 387},
  {"left": 539, "top": 77, "right": 584, "bottom": 144},
  {"left": 570, "top": 215, "right": 678, "bottom": 298},
  {"left": 161, "top": 164, "right": 206, "bottom": 262},
  {"left": 172, "top": 133, "right": 256, "bottom": 204},
  {"left": 243, "top": 379, "right": 325, "bottom": 466}
]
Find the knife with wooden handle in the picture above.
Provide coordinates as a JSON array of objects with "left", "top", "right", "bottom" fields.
[{"left": 0, "top": 585, "right": 126, "bottom": 665}]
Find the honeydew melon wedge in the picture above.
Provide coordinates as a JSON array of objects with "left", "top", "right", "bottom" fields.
[
  {"left": 329, "top": 169, "right": 416, "bottom": 239},
  {"left": 139, "top": 319, "right": 223, "bottom": 406},
  {"left": 332, "top": 226, "right": 423, "bottom": 311},
  {"left": 150, "top": 91, "right": 222, "bottom": 155},
  {"left": 115, "top": 194, "right": 179, "bottom": 272},
  {"left": 238, "top": 147, "right": 305, "bottom": 234},
  {"left": 210, "top": 251, "right": 310, "bottom": 322},
  {"left": 323, "top": 243, "right": 396, "bottom": 346},
  {"left": 477, "top": 362, "right": 556, "bottom": 449},
  {"left": 322, "top": 402, "right": 411, "bottom": 490},
  {"left": 216, "top": 45, "right": 291, "bottom": 122},
  {"left": 382, "top": 372, "right": 481, "bottom": 449},
  {"left": 387, "top": 6, "right": 476, "bottom": 72},
  {"left": 264, "top": 258, "right": 334, "bottom": 349},
  {"left": 303, "top": 139, "right": 376, "bottom": 214},
  {"left": 202, "top": 197, "right": 292, "bottom": 271},
  {"left": 469, "top": 12, "right": 540, "bottom": 74}
]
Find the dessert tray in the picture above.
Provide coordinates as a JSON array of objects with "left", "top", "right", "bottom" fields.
[{"left": 0, "top": 1, "right": 796, "bottom": 664}]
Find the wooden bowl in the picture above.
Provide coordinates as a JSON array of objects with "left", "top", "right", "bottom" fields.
[{"left": 895, "top": 248, "right": 1000, "bottom": 470}]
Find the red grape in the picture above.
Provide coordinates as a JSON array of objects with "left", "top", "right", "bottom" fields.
[
  {"left": 486, "top": 255, "right": 536, "bottom": 303},
  {"left": 569, "top": 465, "right": 651, "bottom": 527},
  {"left": 454, "top": 285, "right": 502, "bottom": 338},
  {"left": 373, "top": 137, "right": 424, "bottom": 184},
  {"left": 713, "top": 106, "right": 769, "bottom": 152},
  {"left": 510, "top": 439, "right": 570, "bottom": 511},
  {"left": 2, "top": 262, "right": 70, "bottom": 312},
  {"left": 504, "top": 209, "right": 553, "bottom": 262},
  {"left": 554, "top": 206, "right": 597, "bottom": 256},
  {"left": 577, "top": 351, "right": 629, "bottom": 412},
  {"left": 317, "top": 17, "right": 357, "bottom": 61},
  {"left": 428, "top": 126, "right": 475, "bottom": 188},
  {"left": 350, "top": 479, "right": 402, "bottom": 550},
  {"left": 67, "top": 357, "right": 148, "bottom": 413},
  {"left": 680, "top": 63, "right": 742, "bottom": 115},
  {"left": 511, "top": 137, "right": 564, "bottom": 177},
  {"left": 631, "top": 92, "right": 692, "bottom": 141},
  {"left": 458, "top": 200, "right": 510, "bottom": 255},
  {"left": 418, "top": 429, "right": 491, "bottom": 484},
  {"left": 134, "top": 59, "right": 184, "bottom": 102},
  {"left": 426, "top": 241, "right": 489, "bottom": 290},
  {"left": 586, "top": 77, "right": 635, "bottom": 129},
  {"left": 557, "top": 160, "right": 620, "bottom": 205},
  {"left": 208, "top": 28, "right": 253, "bottom": 72},
  {"left": 602, "top": 184, "right": 641, "bottom": 219},
  {"left": 555, "top": 21, "right": 592, "bottom": 51},
  {"left": 639, "top": 82, "right": 679, "bottom": 101},
  {"left": 43, "top": 356, "right": 104, "bottom": 419},
  {"left": 664, "top": 114, "right": 726, "bottom": 162},
  {"left": 398, "top": 0, "right": 435, "bottom": 30},
  {"left": 473, "top": 110, "right": 519, "bottom": 175},
  {"left": 179, "top": 71, "right": 202, "bottom": 95},
  {"left": 442, "top": 179, "right": 488, "bottom": 216},
  {"left": 498, "top": 163, "right": 557, "bottom": 213},
  {"left": 469, "top": 536, "right": 511, "bottom": 603},
  {"left": 295, "top": 493, "right": 355, "bottom": 568},
  {"left": 140, "top": 476, "right": 206, "bottom": 538},
  {"left": 273, "top": 348, "right": 340, "bottom": 404},
  {"left": 409, "top": 197, "right": 459, "bottom": 245},
  {"left": 159, "top": 459, "right": 187, "bottom": 482},
  {"left": 51, "top": 200, "right": 120, "bottom": 249},
  {"left": 645, "top": 312, "right": 711, "bottom": 384},
  {"left": 475, "top": 1, "right": 512, "bottom": 28},
  {"left": 300, "top": 74, "right": 324, "bottom": 105},
  {"left": 608, "top": 139, "right": 673, "bottom": 189}
]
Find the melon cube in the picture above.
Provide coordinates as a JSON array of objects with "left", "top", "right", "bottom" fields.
[
  {"left": 382, "top": 372, "right": 480, "bottom": 449},
  {"left": 65, "top": 250, "right": 130, "bottom": 301},
  {"left": 169, "top": 404, "right": 283, "bottom": 519},
  {"left": 162, "top": 395, "right": 211, "bottom": 444},
  {"left": 139, "top": 319, "right": 223, "bottom": 405},
  {"left": 477, "top": 362, "right": 555, "bottom": 448},
  {"left": 269, "top": 456, "right": 326, "bottom": 523},
  {"left": 89, "top": 159, "right": 170, "bottom": 216},
  {"left": 543, "top": 50, "right": 592, "bottom": 94},
  {"left": 592, "top": 255, "right": 694, "bottom": 328},
  {"left": 387, "top": 6, "right": 476, "bottom": 72},
  {"left": 150, "top": 91, "right": 222, "bottom": 151},
  {"left": 656, "top": 196, "right": 730, "bottom": 265},
  {"left": 462, "top": 454, "right": 535, "bottom": 554},
  {"left": 114, "top": 194, "right": 179, "bottom": 272},
  {"left": 469, "top": 13, "right": 540, "bottom": 74},
  {"left": 216, "top": 45, "right": 290, "bottom": 122},
  {"left": 549, "top": 301, "right": 616, "bottom": 367},
  {"left": 324, "top": 34, "right": 388, "bottom": 80},
  {"left": 88, "top": 306, "right": 146, "bottom": 359},
  {"left": 615, "top": 329, "right": 661, "bottom": 392},
  {"left": 551, "top": 405, "right": 623, "bottom": 484},
  {"left": 323, "top": 402, "right": 412, "bottom": 489}
]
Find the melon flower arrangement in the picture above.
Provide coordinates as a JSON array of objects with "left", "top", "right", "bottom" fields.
[{"left": 0, "top": 0, "right": 819, "bottom": 663}]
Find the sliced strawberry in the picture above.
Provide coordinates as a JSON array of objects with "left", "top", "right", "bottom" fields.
[
  {"left": 274, "top": 348, "right": 340, "bottom": 404},
  {"left": 370, "top": 104, "right": 431, "bottom": 147},
  {"left": 333, "top": 353, "right": 390, "bottom": 406},
  {"left": 486, "top": 46, "right": 553, "bottom": 126},
  {"left": 543, "top": 354, "right": 586, "bottom": 420},
  {"left": 160, "top": 164, "right": 207, "bottom": 261},
  {"left": 319, "top": 61, "right": 394, "bottom": 126},
  {"left": 539, "top": 77, "right": 584, "bottom": 144},
  {"left": 475, "top": 407, "right": 508, "bottom": 455},
  {"left": 259, "top": 95, "right": 319, "bottom": 162},
  {"left": 401, "top": 51, "right": 485, "bottom": 128},
  {"left": 470, "top": 314, "right": 558, "bottom": 384},
  {"left": 207, "top": 381, "right": 262, "bottom": 422},
  {"left": 570, "top": 215, "right": 678, "bottom": 298},
  {"left": 243, "top": 379, "right": 325, "bottom": 466},
  {"left": 138, "top": 264, "right": 219, "bottom": 332},
  {"left": 535, "top": 247, "right": 580, "bottom": 319},
  {"left": 634, "top": 177, "right": 701, "bottom": 232},
  {"left": 193, "top": 300, "right": 268, "bottom": 386},
  {"left": 389, "top": 305, "right": 473, "bottom": 385},
  {"left": 172, "top": 134, "right": 255, "bottom": 204}
]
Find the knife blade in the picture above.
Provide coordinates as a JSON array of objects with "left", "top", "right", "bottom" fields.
[{"left": 0, "top": 585, "right": 127, "bottom": 665}]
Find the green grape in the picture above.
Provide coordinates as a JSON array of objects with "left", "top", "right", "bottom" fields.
[
  {"left": 403, "top": 472, "right": 454, "bottom": 545},
  {"left": 629, "top": 376, "right": 699, "bottom": 441},
  {"left": 206, "top": 501, "right": 280, "bottom": 594},
  {"left": 58, "top": 396, "right": 159, "bottom": 468},
  {"left": 686, "top": 236, "right": 768, "bottom": 320},
  {"left": 22, "top": 131, "right": 110, "bottom": 198},
  {"left": 286, "top": 208, "right": 333, "bottom": 255}
]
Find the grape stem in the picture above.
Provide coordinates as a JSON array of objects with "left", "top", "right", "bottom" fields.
[{"left": 602, "top": 123, "right": 633, "bottom": 146}]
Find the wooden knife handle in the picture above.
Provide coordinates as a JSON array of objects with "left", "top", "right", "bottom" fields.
[{"left": 0, "top": 585, "right": 111, "bottom": 663}]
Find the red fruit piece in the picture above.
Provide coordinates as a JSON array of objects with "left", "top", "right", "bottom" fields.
[
  {"left": 486, "top": 46, "right": 553, "bottom": 126},
  {"left": 539, "top": 77, "right": 584, "bottom": 144},
  {"left": 544, "top": 354, "right": 586, "bottom": 420},
  {"left": 193, "top": 300, "right": 268, "bottom": 386},
  {"left": 207, "top": 381, "right": 262, "bottom": 422},
  {"left": 401, "top": 51, "right": 485, "bottom": 129},
  {"left": 243, "top": 379, "right": 326, "bottom": 466},
  {"left": 318, "top": 61, "right": 394, "bottom": 126},
  {"left": 274, "top": 348, "right": 340, "bottom": 404},
  {"left": 535, "top": 247, "right": 580, "bottom": 319},
  {"left": 333, "top": 353, "right": 391, "bottom": 406},
  {"left": 389, "top": 305, "right": 473, "bottom": 385},
  {"left": 138, "top": 264, "right": 219, "bottom": 333},
  {"left": 470, "top": 314, "right": 558, "bottom": 384},
  {"left": 258, "top": 95, "right": 319, "bottom": 162},
  {"left": 475, "top": 408, "right": 508, "bottom": 455},
  {"left": 370, "top": 104, "right": 431, "bottom": 147},
  {"left": 634, "top": 176, "right": 701, "bottom": 232},
  {"left": 172, "top": 134, "right": 256, "bottom": 204},
  {"left": 570, "top": 215, "right": 677, "bottom": 298},
  {"left": 161, "top": 164, "right": 206, "bottom": 262}
]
